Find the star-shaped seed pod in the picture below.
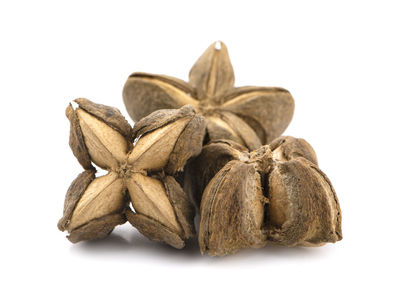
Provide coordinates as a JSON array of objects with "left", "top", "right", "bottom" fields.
[
  {"left": 185, "top": 137, "right": 342, "bottom": 256},
  {"left": 57, "top": 98, "right": 205, "bottom": 248},
  {"left": 123, "top": 41, "right": 294, "bottom": 150}
]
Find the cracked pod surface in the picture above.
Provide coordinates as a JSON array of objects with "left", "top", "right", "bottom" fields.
[
  {"left": 123, "top": 41, "right": 294, "bottom": 149},
  {"left": 186, "top": 137, "right": 342, "bottom": 256},
  {"left": 58, "top": 99, "right": 205, "bottom": 248}
]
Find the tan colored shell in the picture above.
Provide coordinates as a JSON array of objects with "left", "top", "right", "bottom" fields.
[
  {"left": 123, "top": 41, "right": 294, "bottom": 149},
  {"left": 65, "top": 104, "right": 93, "bottom": 170},
  {"left": 58, "top": 99, "right": 204, "bottom": 247},
  {"left": 58, "top": 170, "right": 97, "bottom": 232},
  {"left": 125, "top": 210, "right": 185, "bottom": 249},
  {"left": 75, "top": 98, "right": 133, "bottom": 141},
  {"left": 189, "top": 136, "right": 342, "bottom": 256},
  {"left": 267, "top": 158, "right": 342, "bottom": 246},
  {"left": 184, "top": 140, "right": 249, "bottom": 211},
  {"left": 199, "top": 161, "right": 266, "bottom": 256},
  {"left": 266, "top": 137, "right": 341, "bottom": 245}
]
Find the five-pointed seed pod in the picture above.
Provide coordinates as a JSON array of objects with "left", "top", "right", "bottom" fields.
[
  {"left": 58, "top": 98, "right": 205, "bottom": 248},
  {"left": 185, "top": 137, "right": 342, "bottom": 256},
  {"left": 123, "top": 41, "right": 295, "bottom": 150}
]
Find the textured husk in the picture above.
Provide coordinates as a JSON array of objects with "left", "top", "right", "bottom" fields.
[
  {"left": 123, "top": 41, "right": 294, "bottom": 148},
  {"left": 126, "top": 173, "right": 182, "bottom": 234},
  {"left": 125, "top": 173, "right": 196, "bottom": 244},
  {"left": 123, "top": 73, "right": 197, "bottom": 122},
  {"left": 65, "top": 104, "right": 93, "bottom": 170},
  {"left": 194, "top": 136, "right": 341, "bottom": 255},
  {"left": 128, "top": 116, "right": 193, "bottom": 172},
  {"left": 218, "top": 111, "right": 262, "bottom": 150},
  {"left": 67, "top": 213, "right": 126, "bottom": 243},
  {"left": 59, "top": 99, "right": 132, "bottom": 243},
  {"left": 129, "top": 104, "right": 205, "bottom": 174},
  {"left": 124, "top": 105, "right": 204, "bottom": 245},
  {"left": 75, "top": 98, "right": 133, "bottom": 141},
  {"left": 189, "top": 41, "right": 234, "bottom": 101},
  {"left": 266, "top": 136, "right": 341, "bottom": 245},
  {"left": 204, "top": 116, "right": 244, "bottom": 146},
  {"left": 75, "top": 106, "right": 130, "bottom": 170},
  {"left": 58, "top": 170, "right": 96, "bottom": 231},
  {"left": 125, "top": 210, "right": 185, "bottom": 249},
  {"left": 60, "top": 99, "right": 202, "bottom": 247},
  {"left": 165, "top": 114, "right": 206, "bottom": 174},
  {"left": 164, "top": 176, "right": 195, "bottom": 239},
  {"left": 269, "top": 136, "right": 318, "bottom": 165},
  {"left": 66, "top": 172, "right": 128, "bottom": 232},
  {"left": 267, "top": 158, "right": 342, "bottom": 246},
  {"left": 132, "top": 72, "right": 195, "bottom": 94},
  {"left": 131, "top": 105, "right": 195, "bottom": 139},
  {"left": 59, "top": 172, "right": 127, "bottom": 244},
  {"left": 199, "top": 161, "right": 266, "bottom": 256},
  {"left": 221, "top": 87, "right": 294, "bottom": 144},
  {"left": 184, "top": 140, "right": 249, "bottom": 210}
]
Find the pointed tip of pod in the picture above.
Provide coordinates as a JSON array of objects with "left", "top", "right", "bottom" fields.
[
  {"left": 65, "top": 103, "right": 74, "bottom": 118},
  {"left": 125, "top": 210, "right": 186, "bottom": 249},
  {"left": 189, "top": 41, "right": 234, "bottom": 100},
  {"left": 73, "top": 98, "right": 133, "bottom": 141},
  {"left": 131, "top": 104, "right": 197, "bottom": 140},
  {"left": 73, "top": 97, "right": 87, "bottom": 105},
  {"left": 65, "top": 103, "right": 94, "bottom": 170},
  {"left": 66, "top": 213, "right": 126, "bottom": 243},
  {"left": 179, "top": 104, "right": 196, "bottom": 114},
  {"left": 270, "top": 136, "right": 318, "bottom": 165},
  {"left": 213, "top": 40, "right": 227, "bottom": 51}
]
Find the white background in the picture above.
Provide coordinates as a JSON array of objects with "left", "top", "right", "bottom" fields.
[{"left": 1, "top": 1, "right": 399, "bottom": 280}]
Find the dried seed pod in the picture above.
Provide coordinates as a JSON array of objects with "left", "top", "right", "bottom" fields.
[
  {"left": 58, "top": 100, "right": 204, "bottom": 248},
  {"left": 125, "top": 175, "right": 195, "bottom": 248},
  {"left": 189, "top": 136, "right": 342, "bottom": 256},
  {"left": 123, "top": 106, "right": 204, "bottom": 247},
  {"left": 75, "top": 98, "right": 133, "bottom": 140},
  {"left": 58, "top": 170, "right": 96, "bottom": 232},
  {"left": 66, "top": 173, "right": 126, "bottom": 232},
  {"left": 65, "top": 104, "right": 93, "bottom": 170},
  {"left": 269, "top": 136, "right": 318, "bottom": 165},
  {"left": 123, "top": 41, "right": 294, "bottom": 149},
  {"left": 267, "top": 137, "right": 342, "bottom": 246},
  {"left": 199, "top": 161, "right": 266, "bottom": 256},
  {"left": 72, "top": 99, "right": 132, "bottom": 170},
  {"left": 127, "top": 105, "right": 205, "bottom": 174},
  {"left": 184, "top": 140, "right": 249, "bottom": 211},
  {"left": 125, "top": 210, "right": 185, "bottom": 249}
]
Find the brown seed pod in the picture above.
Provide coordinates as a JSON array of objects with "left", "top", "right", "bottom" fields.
[
  {"left": 58, "top": 99, "right": 205, "bottom": 248},
  {"left": 187, "top": 136, "right": 342, "bottom": 256},
  {"left": 184, "top": 139, "right": 249, "bottom": 212},
  {"left": 123, "top": 41, "right": 294, "bottom": 149},
  {"left": 198, "top": 160, "right": 267, "bottom": 256}
]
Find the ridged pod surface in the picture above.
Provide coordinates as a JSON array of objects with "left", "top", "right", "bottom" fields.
[
  {"left": 123, "top": 41, "right": 294, "bottom": 149},
  {"left": 186, "top": 136, "right": 342, "bottom": 256},
  {"left": 58, "top": 99, "right": 205, "bottom": 248}
]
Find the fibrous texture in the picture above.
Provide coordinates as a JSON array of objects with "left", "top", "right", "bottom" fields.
[
  {"left": 58, "top": 99, "right": 205, "bottom": 248},
  {"left": 185, "top": 136, "right": 342, "bottom": 256},
  {"left": 58, "top": 41, "right": 342, "bottom": 257},
  {"left": 123, "top": 41, "right": 294, "bottom": 149}
]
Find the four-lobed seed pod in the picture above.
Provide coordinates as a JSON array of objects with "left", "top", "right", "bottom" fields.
[
  {"left": 58, "top": 99, "right": 205, "bottom": 248},
  {"left": 123, "top": 41, "right": 294, "bottom": 150},
  {"left": 185, "top": 137, "right": 342, "bottom": 256}
]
